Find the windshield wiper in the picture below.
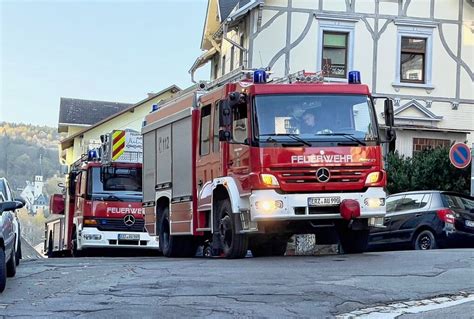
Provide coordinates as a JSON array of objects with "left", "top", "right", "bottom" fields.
[
  {"left": 315, "top": 133, "right": 366, "bottom": 146},
  {"left": 99, "top": 194, "right": 123, "bottom": 202},
  {"left": 260, "top": 134, "right": 311, "bottom": 147}
]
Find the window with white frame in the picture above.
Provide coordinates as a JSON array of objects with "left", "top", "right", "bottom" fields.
[
  {"left": 317, "top": 19, "right": 356, "bottom": 81},
  {"left": 394, "top": 23, "right": 434, "bottom": 88},
  {"left": 400, "top": 37, "right": 426, "bottom": 83},
  {"left": 322, "top": 31, "right": 349, "bottom": 78}
]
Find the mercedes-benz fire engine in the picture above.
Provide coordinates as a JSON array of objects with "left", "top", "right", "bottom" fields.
[
  {"left": 45, "top": 130, "right": 159, "bottom": 257},
  {"left": 142, "top": 70, "right": 395, "bottom": 258}
]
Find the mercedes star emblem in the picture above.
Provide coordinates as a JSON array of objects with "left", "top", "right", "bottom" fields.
[
  {"left": 316, "top": 167, "right": 331, "bottom": 183},
  {"left": 124, "top": 214, "right": 136, "bottom": 226}
]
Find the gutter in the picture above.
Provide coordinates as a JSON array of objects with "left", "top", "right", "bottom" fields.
[{"left": 226, "top": 0, "right": 263, "bottom": 23}]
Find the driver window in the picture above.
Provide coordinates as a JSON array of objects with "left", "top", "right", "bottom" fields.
[{"left": 232, "top": 103, "right": 248, "bottom": 144}]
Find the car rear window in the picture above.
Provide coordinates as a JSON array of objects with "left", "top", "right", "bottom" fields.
[{"left": 442, "top": 194, "right": 474, "bottom": 210}]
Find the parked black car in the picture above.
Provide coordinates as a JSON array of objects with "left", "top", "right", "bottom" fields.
[{"left": 368, "top": 191, "right": 474, "bottom": 250}]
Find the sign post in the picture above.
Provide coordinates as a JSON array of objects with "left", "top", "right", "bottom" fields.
[{"left": 471, "top": 143, "right": 474, "bottom": 197}]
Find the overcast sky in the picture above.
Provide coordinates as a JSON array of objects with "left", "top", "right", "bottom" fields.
[{"left": 0, "top": 0, "right": 209, "bottom": 127}]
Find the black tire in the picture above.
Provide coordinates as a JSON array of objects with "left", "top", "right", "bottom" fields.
[
  {"left": 413, "top": 230, "right": 437, "bottom": 250},
  {"left": 271, "top": 240, "right": 288, "bottom": 256},
  {"left": 159, "top": 207, "right": 196, "bottom": 257},
  {"left": 216, "top": 200, "right": 248, "bottom": 259},
  {"left": 338, "top": 229, "right": 369, "bottom": 254},
  {"left": 15, "top": 236, "right": 22, "bottom": 266},
  {"left": 71, "top": 231, "right": 83, "bottom": 257},
  {"left": 6, "top": 242, "right": 16, "bottom": 278},
  {"left": 47, "top": 235, "right": 54, "bottom": 258},
  {"left": 0, "top": 248, "right": 6, "bottom": 293},
  {"left": 250, "top": 237, "right": 288, "bottom": 257}
]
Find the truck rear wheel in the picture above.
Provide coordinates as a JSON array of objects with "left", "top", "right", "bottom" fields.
[
  {"left": 0, "top": 248, "right": 6, "bottom": 293},
  {"left": 159, "top": 207, "right": 196, "bottom": 257},
  {"left": 217, "top": 200, "right": 248, "bottom": 259},
  {"left": 47, "top": 232, "right": 54, "bottom": 258},
  {"left": 338, "top": 228, "right": 369, "bottom": 254}
]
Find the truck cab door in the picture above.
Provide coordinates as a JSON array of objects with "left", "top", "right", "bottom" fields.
[
  {"left": 227, "top": 100, "right": 251, "bottom": 190},
  {"left": 196, "top": 104, "right": 220, "bottom": 212},
  {"left": 75, "top": 171, "right": 86, "bottom": 222}
]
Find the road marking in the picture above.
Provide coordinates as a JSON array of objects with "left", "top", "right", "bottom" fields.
[{"left": 337, "top": 292, "right": 474, "bottom": 318}]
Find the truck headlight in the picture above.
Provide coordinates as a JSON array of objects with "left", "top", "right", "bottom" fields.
[
  {"left": 364, "top": 198, "right": 385, "bottom": 208},
  {"left": 255, "top": 200, "right": 283, "bottom": 212},
  {"left": 83, "top": 234, "right": 102, "bottom": 240}
]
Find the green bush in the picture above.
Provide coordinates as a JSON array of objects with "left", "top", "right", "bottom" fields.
[{"left": 386, "top": 147, "right": 471, "bottom": 195}]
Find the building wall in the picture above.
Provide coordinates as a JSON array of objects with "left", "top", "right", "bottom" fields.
[
  {"left": 64, "top": 91, "right": 175, "bottom": 165},
  {"left": 211, "top": 0, "right": 474, "bottom": 154}
]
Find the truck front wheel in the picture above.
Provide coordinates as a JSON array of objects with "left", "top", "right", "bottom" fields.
[
  {"left": 250, "top": 236, "right": 288, "bottom": 257},
  {"left": 159, "top": 207, "right": 196, "bottom": 257},
  {"left": 217, "top": 200, "right": 248, "bottom": 259},
  {"left": 71, "top": 231, "right": 84, "bottom": 257},
  {"left": 337, "top": 227, "right": 369, "bottom": 254}
]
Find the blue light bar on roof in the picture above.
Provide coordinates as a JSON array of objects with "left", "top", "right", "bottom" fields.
[
  {"left": 253, "top": 69, "right": 267, "bottom": 83},
  {"left": 348, "top": 71, "right": 361, "bottom": 84}
]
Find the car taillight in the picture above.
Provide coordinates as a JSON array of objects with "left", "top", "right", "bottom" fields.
[{"left": 437, "top": 209, "right": 455, "bottom": 224}]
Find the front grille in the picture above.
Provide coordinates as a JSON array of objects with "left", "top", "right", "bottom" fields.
[
  {"left": 108, "top": 240, "right": 148, "bottom": 246},
  {"left": 96, "top": 218, "right": 145, "bottom": 232},
  {"left": 308, "top": 207, "right": 339, "bottom": 215},
  {"left": 270, "top": 165, "right": 374, "bottom": 184}
]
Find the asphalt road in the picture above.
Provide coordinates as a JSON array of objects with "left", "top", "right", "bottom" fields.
[{"left": 1, "top": 249, "right": 474, "bottom": 318}]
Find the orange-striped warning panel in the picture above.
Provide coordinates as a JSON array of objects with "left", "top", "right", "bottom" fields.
[{"left": 112, "top": 130, "right": 126, "bottom": 160}]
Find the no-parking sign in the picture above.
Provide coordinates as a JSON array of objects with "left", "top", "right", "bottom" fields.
[{"left": 449, "top": 143, "right": 472, "bottom": 169}]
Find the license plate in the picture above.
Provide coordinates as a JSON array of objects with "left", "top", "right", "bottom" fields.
[
  {"left": 118, "top": 234, "right": 140, "bottom": 240},
  {"left": 308, "top": 197, "right": 341, "bottom": 206},
  {"left": 465, "top": 220, "right": 474, "bottom": 228}
]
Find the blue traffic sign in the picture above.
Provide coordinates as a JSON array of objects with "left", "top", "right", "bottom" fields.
[{"left": 449, "top": 143, "right": 472, "bottom": 169}]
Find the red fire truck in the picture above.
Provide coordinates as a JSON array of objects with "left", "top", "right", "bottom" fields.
[
  {"left": 142, "top": 70, "right": 395, "bottom": 258},
  {"left": 45, "top": 130, "right": 159, "bottom": 257}
]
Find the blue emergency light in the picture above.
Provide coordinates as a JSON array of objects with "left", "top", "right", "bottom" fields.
[
  {"left": 348, "top": 71, "right": 361, "bottom": 84},
  {"left": 87, "top": 149, "right": 98, "bottom": 161},
  {"left": 152, "top": 104, "right": 159, "bottom": 112},
  {"left": 253, "top": 69, "right": 267, "bottom": 83}
]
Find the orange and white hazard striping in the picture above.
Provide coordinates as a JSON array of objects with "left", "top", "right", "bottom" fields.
[{"left": 112, "top": 130, "right": 126, "bottom": 161}]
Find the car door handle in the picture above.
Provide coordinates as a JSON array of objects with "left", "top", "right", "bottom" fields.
[
  {"left": 385, "top": 218, "right": 391, "bottom": 222},
  {"left": 415, "top": 213, "right": 422, "bottom": 217}
]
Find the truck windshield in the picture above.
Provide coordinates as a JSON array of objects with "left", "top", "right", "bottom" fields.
[
  {"left": 88, "top": 167, "right": 142, "bottom": 200},
  {"left": 253, "top": 94, "right": 378, "bottom": 145}
]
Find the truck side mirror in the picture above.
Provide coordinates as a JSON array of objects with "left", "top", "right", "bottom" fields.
[
  {"left": 0, "top": 201, "right": 18, "bottom": 214},
  {"left": 219, "top": 100, "right": 232, "bottom": 127},
  {"left": 384, "top": 99, "right": 395, "bottom": 127},
  {"left": 384, "top": 98, "right": 396, "bottom": 143},
  {"left": 50, "top": 194, "right": 65, "bottom": 215},
  {"left": 219, "top": 129, "right": 232, "bottom": 142},
  {"left": 15, "top": 198, "right": 26, "bottom": 208},
  {"left": 68, "top": 172, "right": 76, "bottom": 196}
]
